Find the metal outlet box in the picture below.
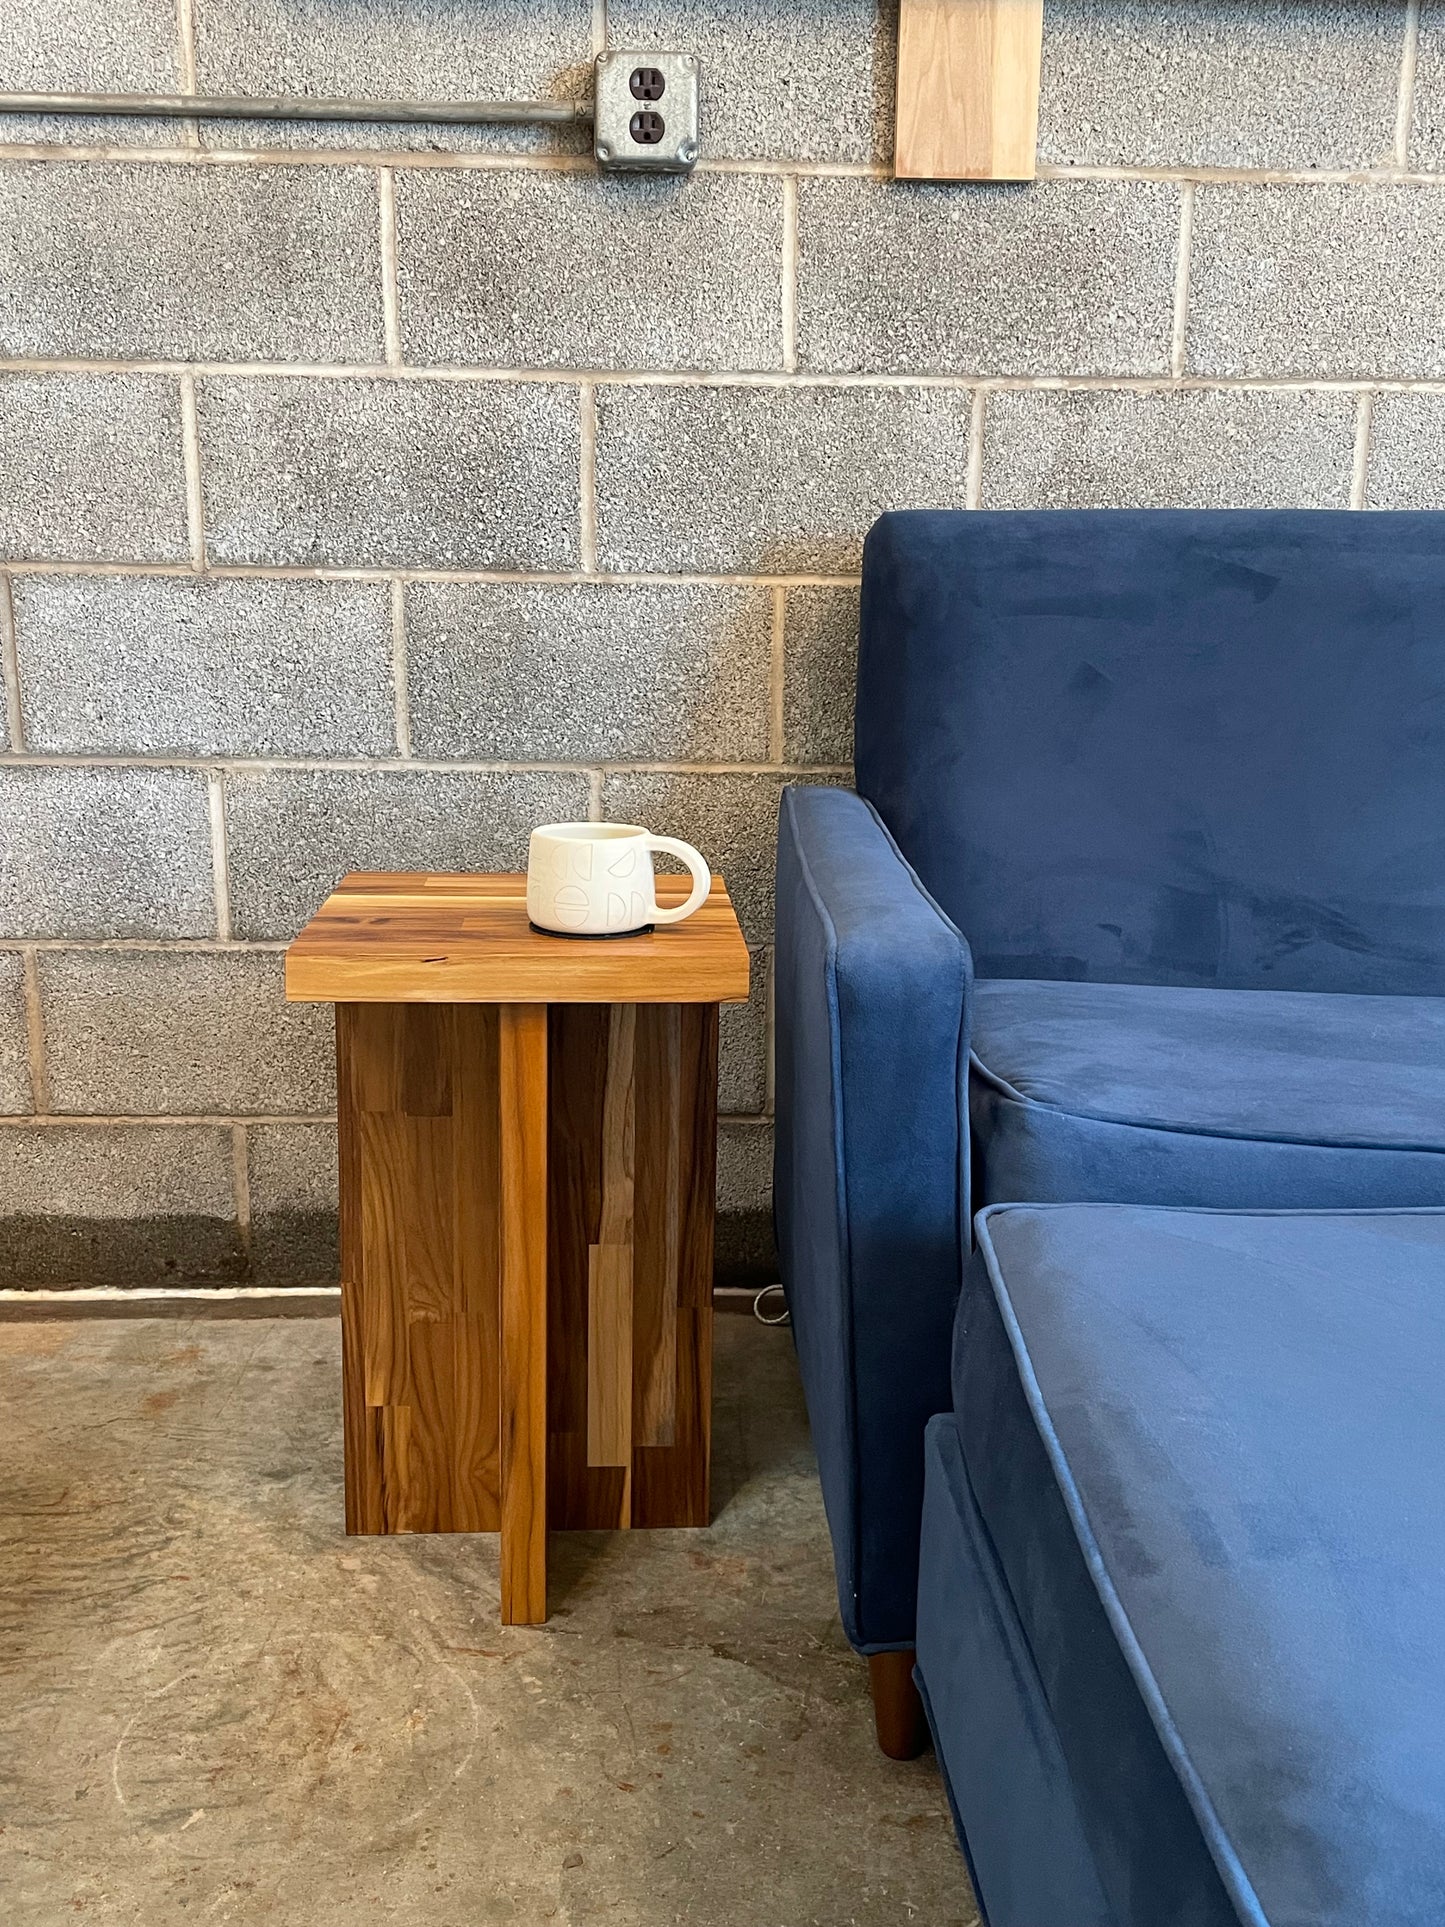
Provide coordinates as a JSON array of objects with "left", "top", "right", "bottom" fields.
[{"left": 594, "top": 50, "right": 699, "bottom": 174}]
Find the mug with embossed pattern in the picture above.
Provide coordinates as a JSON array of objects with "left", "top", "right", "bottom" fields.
[{"left": 526, "top": 822, "right": 712, "bottom": 937}]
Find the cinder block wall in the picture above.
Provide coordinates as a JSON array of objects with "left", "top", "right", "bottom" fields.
[{"left": 0, "top": 1, "right": 1437, "bottom": 1289}]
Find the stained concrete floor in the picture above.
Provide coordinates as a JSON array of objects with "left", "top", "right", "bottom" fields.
[{"left": 0, "top": 1312, "right": 978, "bottom": 1927}]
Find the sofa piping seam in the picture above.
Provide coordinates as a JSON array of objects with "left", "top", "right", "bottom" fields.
[{"left": 971, "top": 1058, "right": 1445, "bottom": 1155}]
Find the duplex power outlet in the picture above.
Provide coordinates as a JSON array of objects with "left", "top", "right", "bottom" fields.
[{"left": 594, "top": 50, "right": 699, "bottom": 174}]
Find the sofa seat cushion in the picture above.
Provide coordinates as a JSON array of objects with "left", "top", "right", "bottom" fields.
[
  {"left": 945, "top": 1203, "right": 1445, "bottom": 1927},
  {"left": 970, "top": 980, "right": 1445, "bottom": 1208}
]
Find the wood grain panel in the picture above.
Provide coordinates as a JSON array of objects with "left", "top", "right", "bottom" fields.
[
  {"left": 587, "top": 1245, "right": 634, "bottom": 1475},
  {"left": 451, "top": 1005, "right": 501, "bottom": 1513},
  {"left": 337, "top": 1006, "right": 377, "bottom": 1535},
  {"left": 632, "top": 1005, "right": 680, "bottom": 1449},
  {"left": 895, "top": 0, "right": 1043, "bottom": 180},
  {"left": 340, "top": 1281, "right": 383, "bottom": 1534},
  {"left": 546, "top": 1003, "right": 606, "bottom": 1452},
  {"left": 544, "top": 1000, "right": 716, "bottom": 1532},
  {"left": 499, "top": 1002, "right": 549, "bottom": 1625},
  {"left": 629, "top": 1005, "right": 716, "bottom": 1528},
  {"left": 677, "top": 1005, "right": 720, "bottom": 1315},
  {"left": 547, "top": 1003, "right": 628, "bottom": 1529},
  {"left": 337, "top": 1002, "right": 501, "bottom": 1538},
  {"left": 631, "top": 1307, "right": 711, "bottom": 1529},
  {"left": 587, "top": 1006, "right": 636, "bottom": 1471},
  {"left": 597, "top": 1004, "right": 636, "bottom": 1248},
  {"left": 287, "top": 872, "right": 749, "bottom": 1006}
]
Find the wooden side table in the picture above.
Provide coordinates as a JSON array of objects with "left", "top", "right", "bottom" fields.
[{"left": 285, "top": 871, "right": 750, "bottom": 1625}]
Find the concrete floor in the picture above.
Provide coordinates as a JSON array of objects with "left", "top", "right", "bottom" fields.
[{"left": 0, "top": 1312, "right": 978, "bottom": 1927}]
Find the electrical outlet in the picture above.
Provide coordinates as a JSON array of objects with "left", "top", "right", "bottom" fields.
[{"left": 594, "top": 50, "right": 699, "bottom": 174}]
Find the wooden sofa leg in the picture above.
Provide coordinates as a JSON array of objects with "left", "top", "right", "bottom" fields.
[{"left": 868, "top": 1650, "right": 930, "bottom": 1760}]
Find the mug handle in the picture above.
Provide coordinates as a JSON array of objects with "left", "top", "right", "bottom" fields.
[{"left": 645, "top": 836, "right": 712, "bottom": 925}]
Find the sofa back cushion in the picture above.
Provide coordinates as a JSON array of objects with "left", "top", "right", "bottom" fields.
[{"left": 855, "top": 508, "right": 1445, "bottom": 992}]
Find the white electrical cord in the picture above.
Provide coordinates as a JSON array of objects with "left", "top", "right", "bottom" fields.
[{"left": 752, "top": 1283, "right": 790, "bottom": 1326}]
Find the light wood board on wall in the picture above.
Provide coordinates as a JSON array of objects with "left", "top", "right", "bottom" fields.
[{"left": 895, "top": 0, "right": 1044, "bottom": 180}]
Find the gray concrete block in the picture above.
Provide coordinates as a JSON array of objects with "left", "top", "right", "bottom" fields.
[
  {"left": 40, "top": 950, "right": 334, "bottom": 1116},
  {"left": 1189, "top": 184, "right": 1445, "bottom": 379},
  {"left": 396, "top": 170, "right": 783, "bottom": 372},
  {"left": 198, "top": 376, "right": 580, "bottom": 570},
  {"left": 406, "top": 580, "right": 772, "bottom": 763},
  {"left": 0, "top": 953, "right": 32, "bottom": 1114},
  {"left": 16, "top": 575, "right": 395, "bottom": 757},
  {"left": 571, "top": 0, "right": 892, "bottom": 162},
  {"left": 719, "top": 951, "right": 768, "bottom": 1115},
  {"left": 982, "top": 388, "right": 1357, "bottom": 511},
  {"left": 1039, "top": 1, "right": 1403, "bottom": 170},
  {"left": 0, "top": 373, "right": 189, "bottom": 563},
  {"left": 192, "top": 0, "right": 591, "bottom": 153},
  {"left": 602, "top": 770, "right": 814, "bottom": 944},
  {"left": 783, "top": 588, "right": 857, "bottom": 767},
  {"left": 1364, "top": 393, "right": 1445, "bottom": 506},
  {"left": 247, "top": 1122, "right": 340, "bottom": 1285},
  {"left": 717, "top": 1117, "right": 771, "bottom": 1213},
  {"left": 715, "top": 1117, "right": 774, "bottom": 1286},
  {"left": 596, "top": 385, "right": 974, "bottom": 574},
  {"left": 1410, "top": 3, "right": 1445, "bottom": 168},
  {"left": 797, "top": 178, "right": 1177, "bottom": 377},
  {"left": 0, "top": 0, "right": 182, "bottom": 146},
  {"left": 0, "top": 766, "right": 216, "bottom": 940},
  {"left": 0, "top": 1123, "right": 244, "bottom": 1285},
  {"left": 225, "top": 766, "right": 592, "bottom": 939},
  {"left": 0, "top": 162, "right": 383, "bottom": 363}
]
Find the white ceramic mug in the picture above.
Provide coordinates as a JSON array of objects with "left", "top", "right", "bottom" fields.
[{"left": 527, "top": 822, "right": 712, "bottom": 937}]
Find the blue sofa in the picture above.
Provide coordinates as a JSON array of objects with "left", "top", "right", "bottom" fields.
[
  {"left": 774, "top": 508, "right": 1445, "bottom": 1749},
  {"left": 918, "top": 1203, "right": 1445, "bottom": 1927}
]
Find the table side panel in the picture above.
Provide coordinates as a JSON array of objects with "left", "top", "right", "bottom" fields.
[
  {"left": 335, "top": 984, "right": 717, "bottom": 1570},
  {"left": 337, "top": 1002, "right": 503, "bottom": 1536},
  {"left": 547, "top": 1001, "right": 716, "bottom": 1531}
]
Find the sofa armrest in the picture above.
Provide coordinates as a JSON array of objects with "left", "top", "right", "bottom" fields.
[{"left": 775, "top": 785, "right": 973, "bottom": 1651}]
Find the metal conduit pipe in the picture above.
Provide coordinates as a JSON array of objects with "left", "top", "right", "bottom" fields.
[{"left": 0, "top": 92, "right": 592, "bottom": 127}]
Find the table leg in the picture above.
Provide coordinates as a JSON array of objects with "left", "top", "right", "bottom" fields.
[{"left": 499, "top": 1002, "right": 549, "bottom": 1625}]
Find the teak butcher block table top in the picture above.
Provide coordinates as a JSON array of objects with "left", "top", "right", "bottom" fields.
[
  {"left": 286, "top": 871, "right": 749, "bottom": 1627},
  {"left": 285, "top": 870, "right": 751, "bottom": 1004}
]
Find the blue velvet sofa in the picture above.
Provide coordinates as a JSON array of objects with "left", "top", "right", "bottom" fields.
[
  {"left": 774, "top": 508, "right": 1445, "bottom": 1748},
  {"left": 918, "top": 1202, "right": 1445, "bottom": 1927}
]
